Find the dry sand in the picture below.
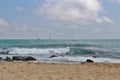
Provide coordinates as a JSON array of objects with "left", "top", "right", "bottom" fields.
[{"left": 0, "top": 62, "right": 120, "bottom": 80}]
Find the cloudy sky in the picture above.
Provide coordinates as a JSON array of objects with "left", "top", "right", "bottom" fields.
[{"left": 0, "top": 0, "right": 120, "bottom": 39}]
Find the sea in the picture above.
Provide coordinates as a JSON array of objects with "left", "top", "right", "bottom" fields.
[{"left": 0, "top": 39, "right": 120, "bottom": 64}]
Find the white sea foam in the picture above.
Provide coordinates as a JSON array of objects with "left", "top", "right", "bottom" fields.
[
  {"left": 9, "top": 47, "right": 70, "bottom": 55},
  {"left": 45, "top": 56, "right": 120, "bottom": 63}
]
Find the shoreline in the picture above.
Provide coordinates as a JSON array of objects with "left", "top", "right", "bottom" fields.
[{"left": 0, "top": 62, "right": 120, "bottom": 80}]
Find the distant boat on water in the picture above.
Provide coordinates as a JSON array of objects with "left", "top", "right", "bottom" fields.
[{"left": 36, "top": 34, "right": 52, "bottom": 40}]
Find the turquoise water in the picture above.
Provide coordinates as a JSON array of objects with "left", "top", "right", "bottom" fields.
[
  {"left": 0, "top": 39, "right": 120, "bottom": 63},
  {"left": 0, "top": 39, "right": 120, "bottom": 48}
]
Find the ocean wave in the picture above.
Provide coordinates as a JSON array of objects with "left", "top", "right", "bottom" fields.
[
  {"left": 0, "top": 46, "right": 104, "bottom": 55},
  {"left": 1, "top": 45, "right": 120, "bottom": 59},
  {"left": 8, "top": 47, "right": 70, "bottom": 55},
  {"left": 37, "top": 56, "right": 120, "bottom": 63}
]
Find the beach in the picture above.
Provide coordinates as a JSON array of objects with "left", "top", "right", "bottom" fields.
[{"left": 0, "top": 62, "right": 120, "bottom": 80}]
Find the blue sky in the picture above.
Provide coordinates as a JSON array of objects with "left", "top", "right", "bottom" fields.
[{"left": 0, "top": 0, "right": 120, "bottom": 39}]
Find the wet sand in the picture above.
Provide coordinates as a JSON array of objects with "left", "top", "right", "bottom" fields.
[{"left": 0, "top": 62, "right": 120, "bottom": 80}]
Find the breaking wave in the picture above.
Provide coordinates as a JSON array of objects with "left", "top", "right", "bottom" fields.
[{"left": 8, "top": 47, "right": 70, "bottom": 55}]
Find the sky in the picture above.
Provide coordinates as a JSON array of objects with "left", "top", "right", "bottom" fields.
[{"left": 0, "top": 0, "right": 120, "bottom": 39}]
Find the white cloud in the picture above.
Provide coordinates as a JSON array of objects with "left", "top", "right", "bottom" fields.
[
  {"left": 0, "top": 19, "right": 45, "bottom": 39},
  {"left": 35, "top": 0, "right": 112, "bottom": 23},
  {"left": 0, "top": 18, "right": 8, "bottom": 26},
  {"left": 97, "top": 16, "right": 113, "bottom": 24}
]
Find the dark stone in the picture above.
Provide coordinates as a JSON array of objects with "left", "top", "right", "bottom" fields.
[
  {"left": 86, "top": 59, "right": 94, "bottom": 63},
  {"left": 12, "top": 56, "right": 26, "bottom": 61},
  {"left": 5, "top": 57, "right": 13, "bottom": 61},
  {"left": 0, "top": 51, "right": 9, "bottom": 54},
  {"left": 24, "top": 56, "right": 36, "bottom": 61},
  {"left": 12, "top": 56, "right": 36, "bottom": 61},
  {"left": 49, "top": 55, "right": 58, "bottom": 58},
  {"left": 0, "top": 57, "right": 3, "bottom": 61}
]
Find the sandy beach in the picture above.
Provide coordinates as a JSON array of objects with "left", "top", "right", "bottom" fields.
[{"left": 0, "top": 62, "right": 120, "bottom": 80}]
